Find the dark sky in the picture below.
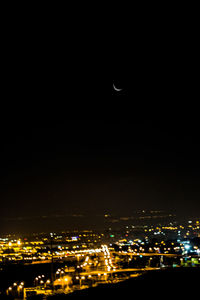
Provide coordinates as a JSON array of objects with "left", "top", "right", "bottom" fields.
[{"left": 0, "top": 14, "right": 200, "bottom": 234}]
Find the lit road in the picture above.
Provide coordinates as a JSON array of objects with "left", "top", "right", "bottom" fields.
[
  {"left": 80, "top": 267, "right": 160, "bottom": 276},
  {"left": 111, "top": 251, "right": 182, "bottom": 257}
]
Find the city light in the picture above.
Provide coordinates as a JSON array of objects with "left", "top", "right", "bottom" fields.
[
  {"left": 185, "top": 245, "right": 190, "bottom": 250},
  {"left": 1, "top": 217, "right": 200, "bottom": 297}
]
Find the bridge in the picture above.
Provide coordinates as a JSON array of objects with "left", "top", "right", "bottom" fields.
[
  {"left": 80, "top": 266, "right": 160, "bottom": 276},
  {"left": 111, "top": 251, "right": 181, "bottom": 257}
]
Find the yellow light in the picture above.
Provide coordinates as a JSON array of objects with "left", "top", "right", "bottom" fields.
[{"left": 64, "top": 278, "right": 68, "bottom": 282}]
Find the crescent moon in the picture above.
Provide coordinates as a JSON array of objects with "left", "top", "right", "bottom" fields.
[{"left": 113, "top": 83, "right": 122, "bottom": 92}]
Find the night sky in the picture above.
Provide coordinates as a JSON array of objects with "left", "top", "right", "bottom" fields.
[{"left": 0, "top": 16, "right": 200, "bottom": 234}]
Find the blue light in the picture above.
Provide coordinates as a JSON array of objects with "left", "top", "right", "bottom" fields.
[{"left": 184, "top": 245, "right": 190, "bottom": 250}]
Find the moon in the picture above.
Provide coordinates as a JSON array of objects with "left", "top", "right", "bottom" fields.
[{"left": 113, "top": 83, "right": 122, "bottom": 92}]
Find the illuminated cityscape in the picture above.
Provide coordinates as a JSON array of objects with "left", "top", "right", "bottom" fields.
[
  {"left": 1, "top": 9, "right": 200, "bottom": 298},
  {"left": 0, "top": 212, "right": 200, "bottom": 298}
]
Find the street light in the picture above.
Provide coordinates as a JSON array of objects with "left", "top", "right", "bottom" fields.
[
  {"left": 17, "top": 285, "right": 23, "bottom": 297},
  {"left": 7, "top": 287, "right": 12, "bottom": 296},
  {"left": 64, "top": 278, "right": 69, "bottom": 290},
  {"left": 79, "top": 276, "right": 85, "bottom": 288}
]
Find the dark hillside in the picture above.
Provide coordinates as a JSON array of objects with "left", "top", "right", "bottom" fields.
[{"left": 47, "top": 267, "right": 199, "bottom": 299}]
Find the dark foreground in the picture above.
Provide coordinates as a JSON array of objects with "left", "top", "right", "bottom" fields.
[
  {"left": 0, "top": 267, "right": 198, "bottom": 299},
  {"left": 47, "top": 267, "right": 199, "bottom": 299}
]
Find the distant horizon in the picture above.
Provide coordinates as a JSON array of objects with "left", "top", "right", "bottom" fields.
[{"left": 1, "top": 210, "right": 199, "bottom": 235}]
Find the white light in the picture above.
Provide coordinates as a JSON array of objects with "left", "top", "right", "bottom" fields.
[{"left": 185, "top": 245, "right": 190, "bottom": 250}]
